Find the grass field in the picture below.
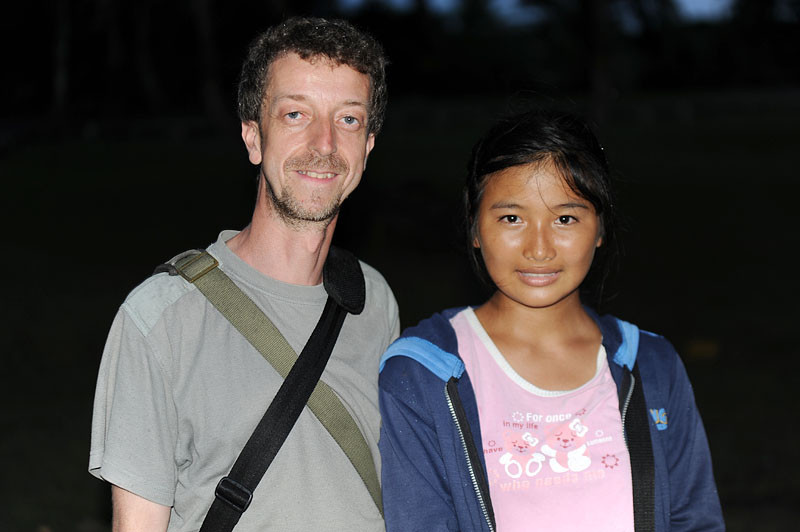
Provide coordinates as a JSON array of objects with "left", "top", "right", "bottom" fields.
[{"left": 2, "top": 89, "right": 798, "bottom": 530}]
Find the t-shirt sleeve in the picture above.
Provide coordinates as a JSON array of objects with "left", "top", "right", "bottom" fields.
[
  {"left": 363, "top": 262, "right": 401, "bottom": 347},
  {"left": 89, "top": 309, "right": 177, "bottom": 507},
  {"left": 387, "top": 292, "right": 400, "bottom": 344}
]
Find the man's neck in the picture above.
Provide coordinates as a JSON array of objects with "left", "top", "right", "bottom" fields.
[{"left": 226, "top": 204, "right": 336, "bottom": 286}]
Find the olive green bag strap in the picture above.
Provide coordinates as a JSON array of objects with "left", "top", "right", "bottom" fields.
[{"left": 168, "top": 250, "right": 382, "bottom": 518}]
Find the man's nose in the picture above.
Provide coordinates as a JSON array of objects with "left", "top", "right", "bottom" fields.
[
  {"left": 309, "top": 118, "right": 337, "bottom": 156},
  {"left": 523, "top": 225, "right": 555, "bottom": 261}
]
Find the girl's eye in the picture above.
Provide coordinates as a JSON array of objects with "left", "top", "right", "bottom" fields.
[
  {"left": 557, "top": 215, "right": 576, "bottom": 225},
  {"left": 501, "top": 215, "right": 520, "bottom": 224}
]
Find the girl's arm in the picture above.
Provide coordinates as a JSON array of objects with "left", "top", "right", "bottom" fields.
[
  {"left": 379, "top": 393, "right": 460, "bottom": 531},
  {"left": 662, "top": 349, "right": 726, "bottom": 530},
  {"left": 379, "top": 357, "right": 463, "bottom": 532}
]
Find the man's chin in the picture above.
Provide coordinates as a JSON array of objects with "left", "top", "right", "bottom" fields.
[
  {"left": 266, "top": 184, "right": 341, "bottom": 228},
  {"left": 274, "top": 202, "right": 341, "bottom": 229}
]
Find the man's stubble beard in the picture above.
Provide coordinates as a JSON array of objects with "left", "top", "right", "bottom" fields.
[
  {"left": 263, "top": 174, "right": 342, "bottom": 229},
  {"left": 260, "top": 152, "right": 353, "bottom": 229}
]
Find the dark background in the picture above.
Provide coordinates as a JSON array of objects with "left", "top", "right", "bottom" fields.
[{"left": 2, "top": 0, "right": 798, "bottom": 530}]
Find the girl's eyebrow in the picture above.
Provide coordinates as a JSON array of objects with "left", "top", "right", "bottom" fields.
[
  {"left": 488, "top": 201, "right": 591, "bottom": 210},
  {"left": 488, "top": 201, "right": 522, "bottom": 210},
  {"left": 558, "top": 202, "right": 592, "bottom": 210}
]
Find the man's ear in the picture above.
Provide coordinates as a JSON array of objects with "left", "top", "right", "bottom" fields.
[
  {"left": 242, "top": 121, "right": 262, "bottom": 165},
  {"left": 363, "top": 133, "right": 376, "bottom": 167}
]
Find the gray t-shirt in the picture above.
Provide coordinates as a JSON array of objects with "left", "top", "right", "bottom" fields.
[{"left": 89, "top": 230, "right": 400, "bottom": 531}]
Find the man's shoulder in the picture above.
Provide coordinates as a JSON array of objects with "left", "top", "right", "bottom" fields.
[
  {"left": 359, "top": 259, "right": 387, "bottom": 285},
  {"left": 359, "top": 260, "right": 394, "bottom": 300},
  {"left": 120, "top": 271, "right": 198, "bottom": 337}
]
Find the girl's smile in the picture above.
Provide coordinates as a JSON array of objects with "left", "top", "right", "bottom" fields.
[{"left": 517, "top": 269, "right": 560, "bottom": 287}]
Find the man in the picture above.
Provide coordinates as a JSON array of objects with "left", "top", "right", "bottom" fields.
[{"left": 89, "top": 17, "right": 399, "bottom": 531}]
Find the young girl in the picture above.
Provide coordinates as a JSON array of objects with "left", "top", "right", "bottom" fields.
[{"left": 378, "top": 111, "right": 724, "bottom": 531}]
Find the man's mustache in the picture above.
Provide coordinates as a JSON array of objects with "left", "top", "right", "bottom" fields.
[{"left": 285, "top": 153, "right": 349, "bottom": 175}]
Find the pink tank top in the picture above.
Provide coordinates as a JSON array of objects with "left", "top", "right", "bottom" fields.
[{"left": 451, "top": 308, "right": 634, "bottom": 532}]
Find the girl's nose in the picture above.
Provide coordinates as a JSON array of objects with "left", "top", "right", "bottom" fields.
[{"left": 523, "top": 226, "right": 555, "bottom": 261}]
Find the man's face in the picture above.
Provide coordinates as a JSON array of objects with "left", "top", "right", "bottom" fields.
[{"left": 242, "top": 53, "right": 375, "bottom": 226}]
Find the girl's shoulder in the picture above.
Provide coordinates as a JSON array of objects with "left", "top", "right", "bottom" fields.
[
  {"left": 591, "top": 310, "right": 687, "bottom": 402},
  {"left": 399, "top": 307, "right": 466, "bottom": 347},
  {"left": 380, "top": 307, "right": 468, "bottom": 383}
]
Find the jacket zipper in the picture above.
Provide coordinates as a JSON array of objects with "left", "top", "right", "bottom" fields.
[
  {"left": 445, "top": 383, "right": 495, "bottom": 532},
  {"left": 620, "top": 370, "right": 636, "bottom": 445}
]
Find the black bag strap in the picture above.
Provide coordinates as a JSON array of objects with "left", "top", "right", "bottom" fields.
[
  {"left": 200, "top": 294, "right": 347, "bottom": 531},
  {"left": 161, "top": 247, "right": 381, "bottom": 531},
  {"left": 624, "top": 364, "right": 656, "bottom": 531}
]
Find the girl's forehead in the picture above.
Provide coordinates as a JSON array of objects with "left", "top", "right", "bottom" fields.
[{"left": 484, "top": 161, "right": 582, "bottom": 202}]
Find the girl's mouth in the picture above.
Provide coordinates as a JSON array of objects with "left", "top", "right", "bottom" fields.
[{"left": 517, "top": 271, "right": 559, "bottom": 286}]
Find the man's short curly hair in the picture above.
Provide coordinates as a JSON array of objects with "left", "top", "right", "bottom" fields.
[{"left": 237, "top": 17, "right": 388, "bottom": 136}]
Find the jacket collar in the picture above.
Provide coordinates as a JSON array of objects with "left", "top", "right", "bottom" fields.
[{"left": 385, "top": 306, "right": 638, "bottom": 381}]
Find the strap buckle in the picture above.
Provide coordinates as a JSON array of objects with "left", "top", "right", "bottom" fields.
[
  {"left": 215, "top": 476, "right": 252, "bottom": 513},
  {"left": 176, "top": 251, "right": 219, "bottom": 283}
]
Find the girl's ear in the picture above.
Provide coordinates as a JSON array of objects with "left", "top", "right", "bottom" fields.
[
  {"left": 473, "top": 234, "right": 481, "bottom": 249},
  {"left": 596, "top": 221, "right": 604, "bottom": 248},
  {"left": 470, "top": 218, "right": 481, "bottom": 248}
]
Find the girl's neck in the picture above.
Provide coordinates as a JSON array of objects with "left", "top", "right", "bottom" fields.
[
  {"left": 473, "top": 291, "right": 603, "bottom": 391},
  {"left": 475, "top": 291, "right": 597, "bottom": 346}
]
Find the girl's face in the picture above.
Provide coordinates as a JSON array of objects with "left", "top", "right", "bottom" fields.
[{"left": 474, "top": 159, "right": 603, "bottom": 311}]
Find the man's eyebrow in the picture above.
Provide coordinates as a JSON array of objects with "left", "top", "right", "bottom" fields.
[
  {"left": 342, "top": 99, "right": 368, "bottom": 108},
  {"left": 270, "top": 94, "right": 367, "bottom": 108},
  {"left": 270, "top": 94, "right": 308, "bottom": 108}
]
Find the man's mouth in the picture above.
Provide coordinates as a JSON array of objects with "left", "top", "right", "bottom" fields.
[{"left": 297, "top": 170, "right": 337, "bottom": 179}]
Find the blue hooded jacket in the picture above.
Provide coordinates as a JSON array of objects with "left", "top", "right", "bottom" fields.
[{"left": 379, "top": 308, "right": 724, "bottom": 531}]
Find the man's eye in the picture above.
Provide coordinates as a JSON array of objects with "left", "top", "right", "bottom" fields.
[
  {"left": 286, "top": 111, "right": 301, "bottom": 120},
  {"left": 341, "top": 115, "right": 359, "bottom": 126}
]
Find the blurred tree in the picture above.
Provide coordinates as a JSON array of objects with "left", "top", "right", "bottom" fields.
[
  {"left": 521, "top": 0, "right": 622, "bottom": 121},
  {"left": 133, "top": 0, "right": 165, "bottom": 110},
  {"left": 461, "top": 0, "right": 497, "bottom": 31},
  {"left": 625, "top": 0, "right": 680, "bottom": 85},
  {"left": 53, "top": 0, "right": 71, "bottom": 114},
  {"left": 5, "top": 0, "right": 798, "bottom": 131},
  {"left": 729, "top": 0, "right": 800, "bottom": 83},
  {"left": 189, "top": 0, "right": 228, "bottom": 125},
  {"left": 583, "top": 0, "right": 614, "bottom": 123}
]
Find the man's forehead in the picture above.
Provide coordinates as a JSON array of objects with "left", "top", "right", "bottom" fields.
[
  {"left": 271, "top": 51, "right": 337, "bottom": 70},
  {"left": 263, "top": 52, "right": 370, "bottom": 107},
  {"left": 267, "top": 52, "right": 367, "bottom": 83}
]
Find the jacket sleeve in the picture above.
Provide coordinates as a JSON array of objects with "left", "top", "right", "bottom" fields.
[
  {"left": 659, "top": 342, "right": 725, "bottom": 530},
  {"left": 379, "top": 357, "right": 461, "bottom": 532}
]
